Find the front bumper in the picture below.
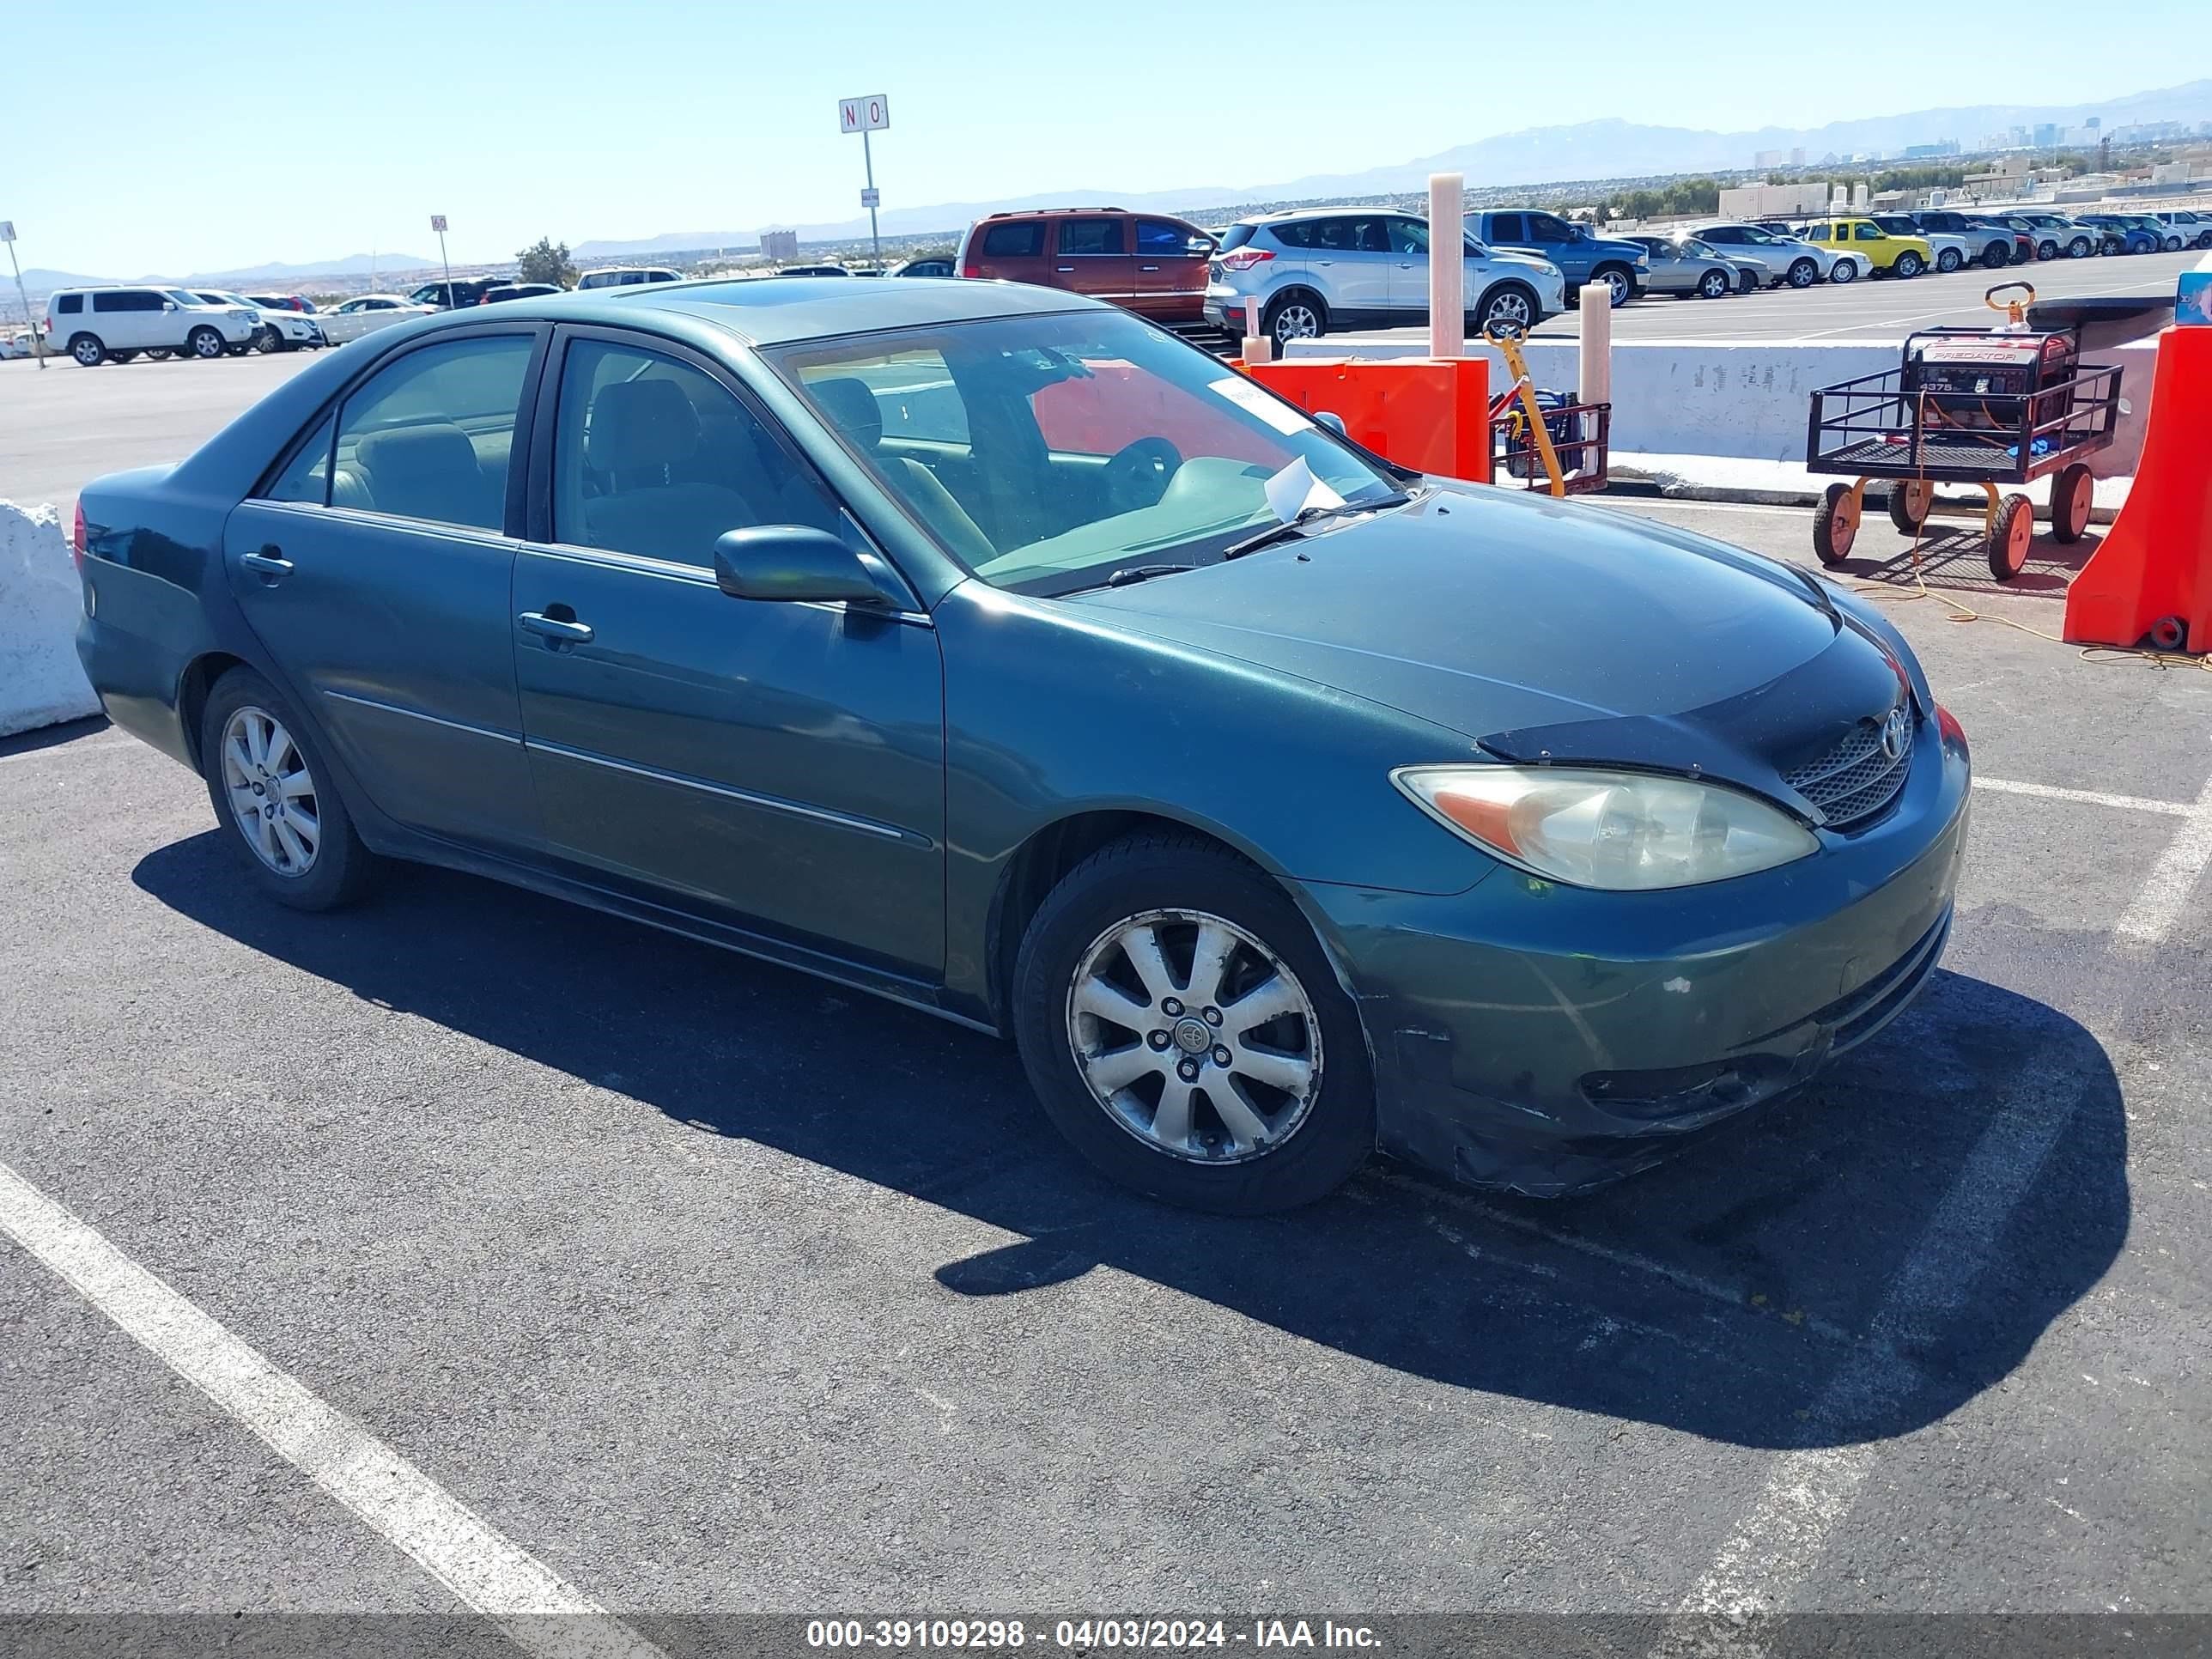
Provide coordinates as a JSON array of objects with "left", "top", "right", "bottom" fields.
[{"left": 1302, "top": 720, "right": 1970, "bottom": 1196}]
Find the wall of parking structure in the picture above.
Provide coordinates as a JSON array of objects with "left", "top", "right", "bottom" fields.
[
  {"left": 0, "top": 501, "right": 102, "bottom": 738},
  {"left": 1282, "top": 337, "right": 2156, "bottom": 477}
]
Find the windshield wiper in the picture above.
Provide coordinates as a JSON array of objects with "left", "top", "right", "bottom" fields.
[
  {"left": 1103, "top": 563, "right": 1198, "bottom": 587},
  {"left": 1221, "top": 490, "right": 1414, "bottom": 562}
]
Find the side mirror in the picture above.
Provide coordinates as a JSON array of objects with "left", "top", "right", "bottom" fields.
[
  {"left": 162, "top": 301, "right": 179, "bottom": 312},
  {"left": 714, "top": 526, "right": 898, "bottom": 608},
  {"left": 1314, "top": 410, "right": 1348, "bottom": 438}
]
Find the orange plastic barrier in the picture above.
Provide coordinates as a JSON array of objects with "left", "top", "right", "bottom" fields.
[
  {"left": 1242, "top": 357, "right": 1492, "bottom": 485},
  {"left": 2064, "top": 326, "right": 2212, "bottom": 653}
]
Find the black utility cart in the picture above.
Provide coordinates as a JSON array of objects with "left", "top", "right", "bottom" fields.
[{"left": 1803, "top": 283, "right": 2124, "bottom": 579}]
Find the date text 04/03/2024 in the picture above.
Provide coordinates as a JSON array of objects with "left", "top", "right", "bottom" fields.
[{"left": 804, "top": 1619, "right": 1384, "bottom": 1650}]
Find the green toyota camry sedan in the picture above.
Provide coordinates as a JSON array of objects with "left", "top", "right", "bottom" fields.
[{"left": 71, "top": 277, "right": 1969, "bottom": 1213}]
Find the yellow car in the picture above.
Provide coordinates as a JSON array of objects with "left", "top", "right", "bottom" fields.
[{"left": 1796, "top": 217, "right": 1935, "bottom": 278}]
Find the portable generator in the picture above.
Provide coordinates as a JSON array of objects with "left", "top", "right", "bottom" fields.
[{"left": 1900, "top": 283, "right": 2078, "bottom": 430}]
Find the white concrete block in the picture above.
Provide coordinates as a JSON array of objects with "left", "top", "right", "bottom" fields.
[{"left": 0, "top": 501, "right": 101, "bottom": 738}]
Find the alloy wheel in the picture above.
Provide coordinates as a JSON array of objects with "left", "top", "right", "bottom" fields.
[
  {"left": 72, "top": 338, "right": 101, "bottom": 366},
  {"left": 1066, "top": 908, "right": 1322, "bottom": 1164},
  {"left": 1482, "top": 290, "right": 1532, "bottom": 330},
  {"left": 1271, "top": 303, "right": 1320, "bottom": 344},
  {"left": 220, "top": 706, "right": 321, "bottom": 876}
]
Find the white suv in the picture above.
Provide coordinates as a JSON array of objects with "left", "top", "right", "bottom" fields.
[
  {"left": 575, "top": 266, "right": 684, "bottom": 289},
  {"left": 1205, "top": 208, "right": 1566, "bottom": 349},
  {"left": 43, "top": 286, "right": 262, "bottom": 366}
]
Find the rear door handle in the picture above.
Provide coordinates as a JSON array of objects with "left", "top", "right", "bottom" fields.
[
  {"left": 1056, "top": 265, "right": 1075, "bottom": 273},
  {"left": 240, "top": 547, "right": 294, "bottom": 580},
  {"left": 518, "top": 611, "right": 594, "bottom": 646},
  {"left": 1139, "top": 264, "right": 1161, "bottom": 271}
]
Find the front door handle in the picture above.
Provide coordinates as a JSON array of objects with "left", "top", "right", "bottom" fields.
[
  {"left": 1139, "top": 264, "right": 1161, "bottom": 272},
  {"left": 1056, "top": 265, "right": 1075, "bottom": 273},
  {"left": 240, "top": 547, "right": 294, "bottom": 580},
  {"left": 518, "top": 611, "right": 594, "bottom": 646}
]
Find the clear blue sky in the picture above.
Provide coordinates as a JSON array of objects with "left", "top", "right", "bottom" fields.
[{"left": 10, "top": 0, "right": 2206, "bottom": 277}]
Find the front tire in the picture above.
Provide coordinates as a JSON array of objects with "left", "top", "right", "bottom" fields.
[
  {"left": 1829, "top": 258, "right": 1858, "bottom": 284},
  {"left": 1893, "top": 251, "right": 1924, "bottom": 278},
  {"left": 1987, "top": 494, "right": 2033, "bottom": 580},
  {"left": 2068, "top": 237, "right": 2091, "bottom": 259},
  {"left": 1983, "top": 243, "right": 2012, "bottom": 270},
  {"left": 1814, "top": 482, "right": 1859, "bottom": 566},
  {"left": 188, "top": 325, "right": 226, "bottom": 360},
  {"left": 2051, "top": 463, "right": 2094, "bottom": 544},
  {"left": 1012, "top": 833, "right": 1374, "bottom": 1215},
  {"left": 1474, "top": 283, "right": 1537, "bottom": 334},
  {"left": 1787, "top": 258, "right": 1819, "bottom": 288},
  {"left": 199, "top": 667, "right": 375, "bottom": 911},
  {"left": 1593, "top": 265, "right": 1633, "bottom": 308},
  {"left": 1936, "top": 248, "right": 1962, "bottom": 274}
]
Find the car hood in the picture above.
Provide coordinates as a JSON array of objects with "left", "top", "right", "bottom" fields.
[
  {"left": 1064, "top": 486, "right": 1913, "bottom": 808},
  {"left": 1489, "top": 250, "right": 1561, "bottom": 276}
]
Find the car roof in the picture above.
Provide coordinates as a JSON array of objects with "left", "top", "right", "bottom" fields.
[
  {"left": 412, "top": 274, "right": 1100, "bottom": 348},
  {"left": 1246, "top": 205, "right": 1413, "bottom": 224}
]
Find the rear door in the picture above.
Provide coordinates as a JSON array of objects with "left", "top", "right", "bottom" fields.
[
  {"left": 973, "top": 217, "right": 1048, "bottom": 285},
  {"left": 222, "top": 325, "right": 546, "bottom": 849},
  {"left": 92, "top": 289, "right": 164, "bottom": 351},
  {"left": 1132, "top": 217, "right": 1210, "bottom": 319},
  {"left": 509, "top": 327, "right": 946, "bottom": 975},
  {"left": 1054, "top": 216, "right": 1137, "bottom": 308},
  {"left": 1305, "top": 215, "right": 1391, "bottom": 326}
]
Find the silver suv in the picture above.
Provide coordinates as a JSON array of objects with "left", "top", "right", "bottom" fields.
[{"left": 1204, "top": 208, "right": 1566, "bottom": 349}]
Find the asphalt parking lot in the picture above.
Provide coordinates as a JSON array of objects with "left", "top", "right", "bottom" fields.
[{"left": 4, "top": 339, "right": 2211, "bottom": 1655}]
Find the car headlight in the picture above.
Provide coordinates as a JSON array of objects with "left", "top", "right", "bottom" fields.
[{"left": 1392, "top": 765, "right": 1817, "bottom": 890}]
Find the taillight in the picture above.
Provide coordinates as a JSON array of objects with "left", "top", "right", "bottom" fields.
[
  {"left": 959, "top": 258, "right": 981, "bottom": 279},
  {"left": 71, "top": 501, "right": 87, "bottom": 569},
  {"left": 1218, "top": 249, "right": 1274, "bottom": 273}
]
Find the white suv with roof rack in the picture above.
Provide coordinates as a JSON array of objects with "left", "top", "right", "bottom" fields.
[{"left": 42, "top": 285, "right": 262, "bottom": 366}]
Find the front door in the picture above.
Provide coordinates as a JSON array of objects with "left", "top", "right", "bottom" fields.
[
  {"left": 1308, "top": 215, "right": 1393, "bottom": 328},
  {"left": 222, "top": 326, "right": 544, "bottom": 849},
  {"left": 1054, "top": 216, "right": 1138, "bottom": 310},
  {"left": 510, "top": 329, "right": 946, "bottom": 976}
]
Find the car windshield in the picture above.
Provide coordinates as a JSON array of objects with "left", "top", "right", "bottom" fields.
[{"left": 768, "top": 310, "right": 1402, "bottom": 598}]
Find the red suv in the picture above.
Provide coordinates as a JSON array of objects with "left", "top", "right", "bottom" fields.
[{"left": 957, "top": 208, "right": 1215, "bottom": 324}]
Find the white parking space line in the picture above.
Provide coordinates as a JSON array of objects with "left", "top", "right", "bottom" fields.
[
  {"left": 2114, "top": 773, "right": 2212, "bottom": 947},
  {"left": 1973, "top": 776, "right": 2196, "bottom": 816},
  {"left": 1784, "top": 274, "right": 2185, "bottom": 343},
  {"left": 0, "top": 1158, "right": 671, "bottom": 1659}
]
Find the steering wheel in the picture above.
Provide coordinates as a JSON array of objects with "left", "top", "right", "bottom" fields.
[{"left": 1101, "top": 437, "right": 1182, "bottom": 512}]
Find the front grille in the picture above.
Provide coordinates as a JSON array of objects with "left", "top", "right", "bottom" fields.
[{"left": 1785, "top": 710, "right": 1914, "bottom": 830}]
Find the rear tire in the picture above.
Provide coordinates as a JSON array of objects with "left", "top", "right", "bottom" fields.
[
  {"left": 1012, "top": 832, "right": 1374, "bottom": 1215},
  {"left": 69, "top": 333, "right": 106, "bottom": 367},
  {"left": 2051, "top": 463, "right": 2094, "bottom": 545},
  {"left": 1697, "top": 269, "right": 1729, "bottom": 299},
  {"left": 1986, "top": 494, "right": 2033, "bottom": 580},
  {"left": 199, "top": 667, "right": 376, "bottom": 912},
  {"left": 1262, "top": 292, "right": 1326, "bottom": 349},
  {"left": 2068, "top": 237, "right": 2091, "bottom": 259},
  {"left": 1814, "top": 483, "right": 1859, "bottom": 567},
  {"left": 109, "top": 349, "right": 139, "bottom": 363}
]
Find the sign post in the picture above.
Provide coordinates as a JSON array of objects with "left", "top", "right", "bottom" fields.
[
  {"left": 837, "top": 95, "right": 890, "bottom": 267},
  {"left": 1, "top": 221, "right": 44, "bottom": 368},
  {"left": 430, "top": 215, "right": 451, "bottom": 295}
]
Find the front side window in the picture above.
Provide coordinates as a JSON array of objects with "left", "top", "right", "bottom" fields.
[
  {"left": 1059, "top": 218, "right": 1126, "bottom": 256},
  {"left": 981, "top": 222, "right": 1044, "bottom": 258},
  {"left": 1389, "top": 220, "right": 1430, "bottom": 256},
  {"left": 770, "top": 311, "right": 1401, "bottom": 598},
  {"left": 1526, "top": 214, "right": 1573, "bottom": 242},
  {"left": 329, "top": 334, "right": 533, "bottom": 531},
  {"left": 552, "top": 339, "right": 836, "bottom": 565},
  {"left": 1856, "top": 223, "right": 1884, "bottom": 241}
]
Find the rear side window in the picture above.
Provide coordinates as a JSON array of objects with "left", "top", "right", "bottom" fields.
[
  {"left": 329, "top": 335, "right": 534, "bottom": 532},
  {"left": 1216, "top": 224, "right": 1255, "bottom": 252},
  {"left": 56, "top": 294, "right": 82, "bottom": 314},
  {"left": 981, "top": 222, "right": 1044, "bottom": 258},
  {"left": 264, "top": 414, "right": 337, "bottom": 506},
  {"left": 1488, "top": 214, "right": 1524, "bottom": 241},
  {"left": 1136, "top": 218, "right": 1206, "bottom": 256},
  {"left": 94, "top": 290, "right": 162, "bottom": 313},
  {"left": 1059, "top": 219, "right": 1126, "bottom": 256},
  {"left": 1268, "top": 221, "right": 1316, "bottom": 249}
]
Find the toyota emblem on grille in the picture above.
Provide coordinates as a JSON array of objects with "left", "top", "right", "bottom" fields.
[{"left": 1881, "top": 708, "right": 1911, "bottom": 763}]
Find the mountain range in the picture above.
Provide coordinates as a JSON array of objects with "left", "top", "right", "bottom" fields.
[{"left": 23, "top": 79, "right": 2209, "bottom": 285}]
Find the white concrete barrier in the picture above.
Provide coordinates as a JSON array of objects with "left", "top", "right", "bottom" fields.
[
  {"left": 1, "top": 501, "right": 101, "bottom": 738},
  {"left": 1283, "top": 335, "right": 2155, "bottom": 478}
]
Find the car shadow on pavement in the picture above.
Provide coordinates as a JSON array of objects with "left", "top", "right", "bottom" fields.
[{"left": 137, "top": 835, "right": 2128, "bottom": 1451}]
